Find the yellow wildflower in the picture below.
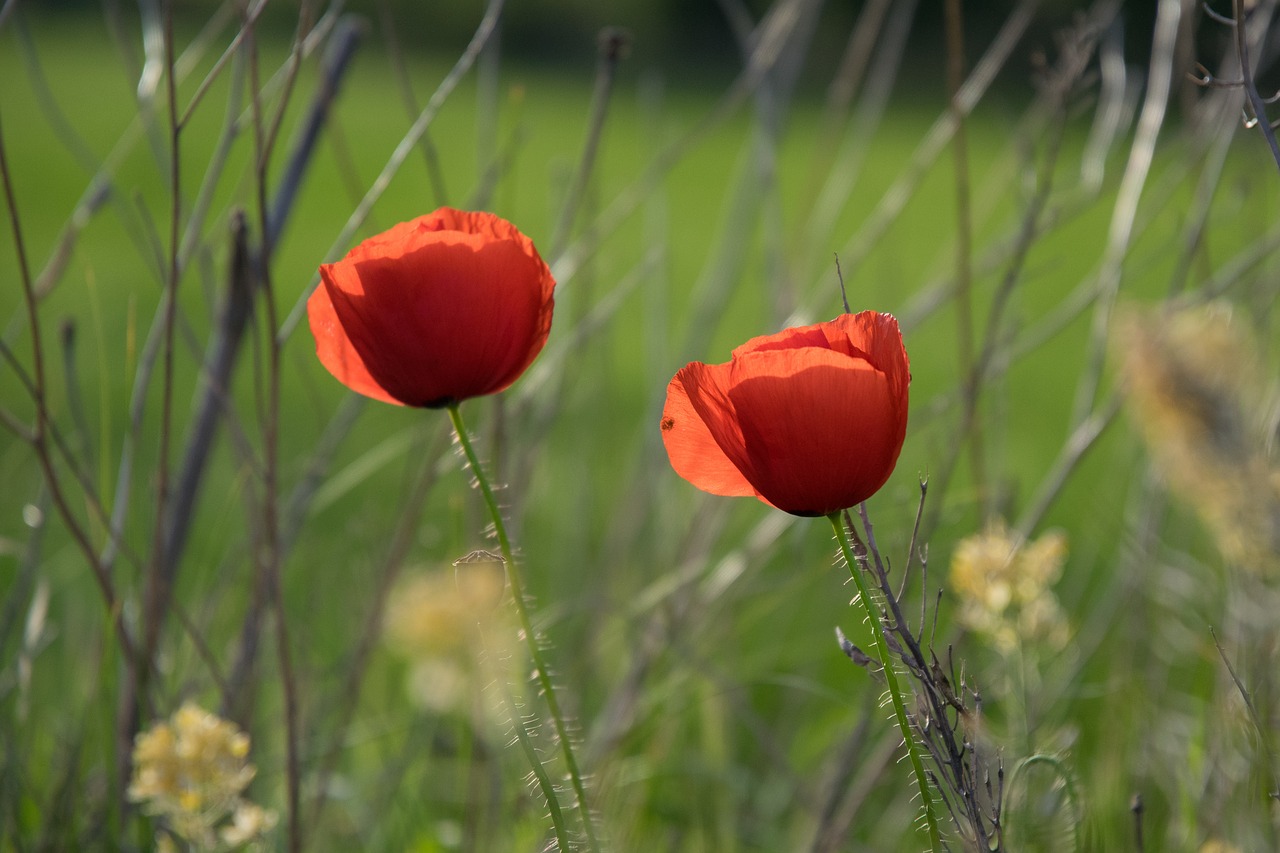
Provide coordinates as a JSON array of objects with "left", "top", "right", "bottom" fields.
[
  {"left": 384, "top": 558, "right": 507, "bottom": 658},
  {"left": 384, "top": 559, "right": 520, "bottom": 720},
  {"left": 129, "top": 702, "right": 275, "bottom": 850},
  {"left": 220, "top": 801, "right": 279, "bottom": 846},
  {"left": 950, "top": 521, "right": 1070, "bottom": 654}
]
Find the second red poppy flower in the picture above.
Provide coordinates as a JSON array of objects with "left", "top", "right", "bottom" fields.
[{"left": 661, "top": 311, "right": 911, "bottom": 517}]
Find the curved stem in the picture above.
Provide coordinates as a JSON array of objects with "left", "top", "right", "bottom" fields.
[
  {"left": 828, "top": 511, "right": 942, "bottom": 852},
  {"left": 448, "top": 404, "right": 599, "bottom": 853}
]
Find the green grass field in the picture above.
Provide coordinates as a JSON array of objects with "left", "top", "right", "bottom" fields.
[{"left": 3, "top": 4, "right": 1280, "bottom": 851}]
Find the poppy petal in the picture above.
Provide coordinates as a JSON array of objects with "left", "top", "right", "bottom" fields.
[
  {"left": 732, "top": 322, "right": 835, "bottom": 359},
  {"left": 835, "top": 311, "right": 911, "bottom": 397},
  {"left": 661, "top": 362, "right": 761, "bottom": 501},
  {"left": 309, "top": 267, "right": 403, "bottom": 406},
  {"left": 342, "top": 238, "right": 549, "bottom": 406},
  {"left": 725, "top": 348, "right": 903, "bottom": 515}
]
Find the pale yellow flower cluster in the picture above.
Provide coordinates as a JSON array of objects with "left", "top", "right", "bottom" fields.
[
  {"left": 1199, "top": 841, "right": 1242, "bottom": 853},
  {"left": 1115, "top": 302, "right": 1280, "bottom": 575},
  {"left": 950, "top": 521, "right": 1070, "bottom": 654},
  {"left": 129, "top": 702, "right": 276, "bottom": 850},
  {"left": 384, "top": 558, "right": 518, "bottom": 718}
]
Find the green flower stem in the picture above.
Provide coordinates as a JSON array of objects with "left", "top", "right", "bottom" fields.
[
  {"left": 448, "top": 404, "right": 599, "bottom": 853},
  {"left": 828, "top": 511, "right": 942, "bottom": 852},
  {"left": 492, "top": 647, "right": 571, "bottom": 847}
]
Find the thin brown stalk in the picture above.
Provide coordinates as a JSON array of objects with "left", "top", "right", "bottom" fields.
[
  {"left": 1, "top": 118, "right": 131, "bottom": 643},
  {"left": 244, "top": 7, "right": 306, "bottom": 849},
  {"left": 141, "top": 0, "right": 184, "bottom": 620},
  {"left": 307, "top": 424, "right": 447, "bottom": 830},
  {"left": 921, "top": 12, "right": 1101, "bottom": 538},
  {"left": 944, "top": 0, "right": 984, "bottom": 517},
  {"left": 550, "top": 0, "right": 808, "bottom": 289},
  {"left": 820, "top": 0, "right": 890, "bottom": 139},
  {"left": 1211, "top": 628, "right": 1280, "bottom": 800},
  {"left": 160, "top": 212, "right": 254, "bottom": 613},
  {"left": 129, "top": 0, "right": 186, "bottom": 815},
  {"left": 268, "top": 15, "right": 363, "bottom": 242},
  {"left": 164, "top": 16, "right": 362, "bottom": 694},
  {"left": 378, "top": 0, "right": 448, "bottom": 206},
  {"left": 1070, "top": 0, "right": 1181, "bottom": 428},
  {"left": 176, "top": 38, "right": 247, "bottom": 269},
  {"left": 798, "top": 0, "right": 913, "bottom": 284},
  {"left": 223, "top": 396, "right": 368, "bottom": 723},
  {"left": 900, "top": 479, "right": 929, "bottom": 613},
  {"left": 848, "top": 502, "right": 1002, "bottom": 847},
  {"left": 1233, "top": 0, "right": 1280, "bottom": 170},
  {"left": 896, "top": 3, "right": 1124, "bottom": 337},
  {"left": 0, "top": 330, "right": 139, "bottom": 569},
  {"left": 1, "top": 63, "right": 140, "bottom": 840},
  {"left": 256, "top": 8, "right": 314, "bottom": 212},
  {"left": 177, "top": 0, "right": 268, "bottom": 128},
  {"left": 549, "top": 27, "right": 630, "bottom": 259},
  {"left": 795, "top": 0, "right": 1040, "bottom": 322},
  {"left": 8, "top": 0, "right": 258, "bottom": 315},
  {"left": 277, "top": 0, "right": 508, "bottom": 343},
  {"left": 1015, "top": 392, "right": 1122, "bottom": 537}
]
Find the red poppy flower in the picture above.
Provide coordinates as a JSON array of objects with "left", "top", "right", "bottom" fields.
[
  {"left": 660, "top": 311, "right": 910, "bottom": 517},
  {"left": 308, "top": 207, "right": 555, "bottom": 408}
]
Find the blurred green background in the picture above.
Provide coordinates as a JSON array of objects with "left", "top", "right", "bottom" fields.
[{"left": 3, "top": 1, "right": 1280, "bottom": 850}]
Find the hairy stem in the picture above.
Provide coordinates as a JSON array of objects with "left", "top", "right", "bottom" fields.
[
  {"left": 828, "top": 511, "right": 942, "bottom": 852},
  {"left": 447, "top": 403, "right": 598, "bottom": 852}
]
